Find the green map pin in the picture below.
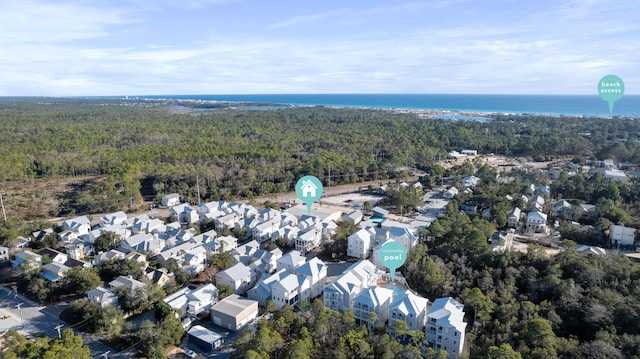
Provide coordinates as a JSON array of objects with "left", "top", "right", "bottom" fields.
[
  {"left": 295, "top": 175, "right": 323, "bottom": 215},
  {"left": 598, "top": 75, "right": 625, "bottom": 115},
  {"left": 379, "top": 241, "right": 407, "bottom": 284}
]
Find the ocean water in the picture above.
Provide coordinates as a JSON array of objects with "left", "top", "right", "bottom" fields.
[{"left": 139, "top": 94, "right": 640, "bottom": 116}]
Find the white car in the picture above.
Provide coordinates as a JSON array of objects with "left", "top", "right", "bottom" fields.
[{"left": 183, "top": 348, "right": 197, "bottom": 358}]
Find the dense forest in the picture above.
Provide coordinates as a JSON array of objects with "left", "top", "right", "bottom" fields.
[{"left": 1, "top": 98, "right": 640, "bottom": 219}]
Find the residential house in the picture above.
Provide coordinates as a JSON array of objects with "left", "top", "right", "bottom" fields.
[
  {"left": 170, "top": 204, "right": 199, "bottom": 224},
  {"left": 526, "top": 211, "right": 548, "bottom": 233},
  {"left": 203, "top": 235, "right": 237, "bottom": 257},
  {"left": 295, "top": 228, "right": 321, "bottom": 254},
  {"left": 443, "top": 187, "right": 458, "bottom": 199},
  {"left": 276, "top": 250, "right": 306, "bottom": 272},
  {"left": 93, "top": 249, "right": 126, "bottom": 265},
  {"left": 323, "top": 260, "right": 381, "bottom": 312},
  {"left": 12, "top": 250, "right": 42, "bottom": 269},
  {"left": 215, "top": 262, "right": 255, "bottom": 294},
  {"left": 507, "top": 207, "right": 521, "bottom": 228},
  {"left": 124, "top": 251, "right": 148, "bottom": 269},
  {"left": 164, "top": 283, "right": 219, "bottom": 318},
  {"left": 530, "top": 195, "right": 545, "bottom": 212},
  {"left": 252, "top": 217, "right": 281, "bottom": 243},
  {"left": 197, "top": 201, "right": 226, "bottom": 218},
  {"left": 554, "top": 200, "right": 572, "bottom": 217},
  {"left": 353, "top": 286, "right": 394, "bottom": 324},
  {"left": 348, "top": 229, "right": 374, "bottom": 259},
  {"left": 118, "top": 233, "right": 163, "bottom": 254},
  {"left": 100, "top": 211, "right": 128, "bottom": 227},
  {"left": 62, "top": 216, "right": 91, "bottom": 235},
  {"left": 490, "top": 231, "right": 513, "bottom": 253},
  {"left": 270, "top": 272, "right": 310, "bottom": 309},
  {"left": 609, "top": 224, "right": 636, "bottom": 247},
  {"left": 41, "top": 262, "right": 71, "bottom": 282},
  {"left": 63, "top": 241, "right": 86, "bottom": 260},
  {"left": 271, "top": 225, "right": 299, "bottom": 247},
  {"left": 247, "top": 270, "right": 289, "bottom": 306},
  {"left": 462, "top": 175, "right": 480, "bottom": 187},
  {"left": 214, "top": 213, "right": 240, "bottom": 232},
  {"left": 145, "top": 267, "right": 173, "bottom": 287},
  {"left": 293, "top": 257, "right": 327, "bottom": 298},
  {"left": 210, "top": 294, "right": 258, "bottom": 331},
  {"left": 87, "top": 286, "right": 119, "bottom": 307},
  {"left": 575, "top": 245, "right": 608, "bottom": 257},
  {"left": 130, "top": 218, "right": 164, "bottom": 235},
  {"left": 425, "top": 297, "right": 467, "bottom": 359},
  {"left": 247, "top": 247, "right": 282, "bottom": 274},
  {"left": 161, "top": 193, "right": 180, "bottom": 207},
  {"left": 389, "top": 290, "right": 429, "bottom": 331},
  {"left": 109, "top": 275, "right": 146, "bottom": 292},
  {"left": 231, "top": 240, "right": 260, "bottom": 265},
  {"left": 57, "top": 231, "right": 79, "bottom": 243}
]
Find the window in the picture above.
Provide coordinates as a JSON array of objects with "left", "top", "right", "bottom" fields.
[{"left": 454, "top": 331, "right": 458, "bottom": 336}]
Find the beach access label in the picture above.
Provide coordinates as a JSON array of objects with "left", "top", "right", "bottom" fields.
[
  {"left": 379, "top": 241, "right": 407, "bottom": 284},
  {"left": 598, "top": 74, "right": 625, "bottom": 115},
  {"left": 295, "top": 175, "right": 323, "bottom": 215}
]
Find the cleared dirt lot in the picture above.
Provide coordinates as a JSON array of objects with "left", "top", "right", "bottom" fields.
[{"left": 320, "top": 193, "right": 384, "bottom": 208}]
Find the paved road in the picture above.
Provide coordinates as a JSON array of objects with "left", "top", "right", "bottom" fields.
[{"left": 0, "top": 286, "right": 118, "bottom": 358}]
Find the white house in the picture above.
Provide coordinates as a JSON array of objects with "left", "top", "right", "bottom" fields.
[
  {"left": 276, "top": 250, "right": 306, "bottom": 272},
  {"left": 187, "top": 283, "right": 220, "bottom": 317},
  {"left": 118, "top": 233, "right": 163, "bottom": 254},
  {"left": 507, "top": 207, "right": 521, "bottom": 228},
  {"left": 443, "top": 187, "right": 458, "bottom": 199},
  {"left": 609, "top": 224, "right": 636, "bottom": 247},
  {"left": 62, "top": 216, "right": 91, "bottom": 235},
  {"left": 87, "top": 286, "right": 118, "bottom": 307},
  {"left": 215, "top": 262, "right": 255, "bottom": 294},
  {"left": 323, "top": 260, "right": 381, "bottom": 312},
  {"left": 526, "top": 211, "right": 548, "bottom": 233},
  {"left": 294, "top": 257, "right": 327, "bottom": 298},
  {"left": 170, "top": 204, "right": 199, "bottom": 224},
  {"left": 389, "top": 290, "right": 429, "bottom": 331},
  {"left": 100, "top": 211, "right": 128, "bottom": 227},
  {"left": 41, "top": 262, "right": 71, "bottom": 282},
  {"left": 295, "top": 228, "right": 322, "bottom": 254},
  {"left": 252, "top": 218, "right": 281, "bottom": 243},
  {"left": 271, "top": 272, "right": 310, "bottom": 309},
  {"left": 109, "top": 275, "right": 146, "bottom": 292},
  {"left": 426, "top": 297, "right": 467, "bottom": 359},
  {"left": 348, "top": 229, "right": 374, "bottom": 259},
  {"left": 462, "top": 175, "right": 480, "bottom": 187},
  {"left": 161, "top": 193, "right": 180, "bottom": 207},
  {"left": 353, "top": 286, "right": 394, "bottom": 324}
]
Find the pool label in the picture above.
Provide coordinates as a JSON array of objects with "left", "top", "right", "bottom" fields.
[{"left": 379, "top": 241, "right": 407, "bottom": 284}]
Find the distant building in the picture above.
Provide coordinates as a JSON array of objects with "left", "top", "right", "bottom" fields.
[
  {"left": 426, "top": 297, "right": 467, "bottom": 359},
  {"left": 161, "top": 193, "right": 181, "bottom": 207},
  {"left": 609, "top": 224, "right": 636, "bottom": 247},
  {"left": 526, "top": 211, "right": 548, "bottom": 233}
]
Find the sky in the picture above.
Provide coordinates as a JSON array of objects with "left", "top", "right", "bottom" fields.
[{"left": 0, "top": 0, "right": 638, "bottom": 96}]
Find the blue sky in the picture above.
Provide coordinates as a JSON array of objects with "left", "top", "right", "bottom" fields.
[{"left": 0, "top": 0, "right": 638, "bottom": 95}]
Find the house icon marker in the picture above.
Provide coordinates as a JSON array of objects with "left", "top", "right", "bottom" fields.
[{"left": 301, "top": 179, "right": 318, "bottom": 198}]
